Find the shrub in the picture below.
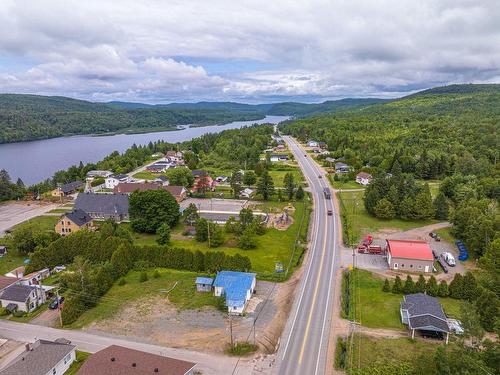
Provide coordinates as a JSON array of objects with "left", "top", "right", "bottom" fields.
[
  {"left": 153, "top": 270, "right": 160, "bottom": 278},
  {"left": 403, "top": 275, "right": 415, "bottom": 294},
  {"left": 118, "top": 278, "right": 127, "bottom": 286},
  {"left": 139, "top": 271, "right": 148, "bottom": 282},
  {"left": 226, "top": 341, "right": 258, "bottom": 356},
  {"left": 334, "top": 337, "right": 348, "bottom": 369},
  {"left": 13, "top": 310, "right": 26, "bottom": 317},
  {"left": 438, "top": 280, "right": 449, "bottom": 297},
  {"left": 382, "top": 278, "right": 390, "bottom": 292},
  {"left": 0, "top": 307, "right": 9, "bottom": 316},
  {"left": 133, "top": 260, "right": 152, "bottom": 271},
  {"left": 392, "top": 275, "right": 402, "bottom": 294}
]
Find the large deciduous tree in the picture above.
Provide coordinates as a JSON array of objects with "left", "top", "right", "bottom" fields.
[{"left": 130, "top": 189, "right": 180, "bottom": 233}]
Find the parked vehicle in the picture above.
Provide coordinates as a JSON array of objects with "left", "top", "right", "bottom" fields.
[
  {"left": 442, "top": 252, "right": 456, "bottom": 267},
  {"left": 455, "top": 240, "right": 469, "bottom": 261},
  {"left": 327, "top": 210, "right": 333, "bottom": 216},
  {"left": 48, "top": 296, "right": 65, "bottom": 310},
  {"left": 437, "top": 256, "right": 449, "bottom": 273},
  {"left": 318, "top": 175, "right": 322, "bottom": 178},
  {"left": 358, "top": 245, "right": 384, "bottom": 254},
  {"left": 429, "top": 232, "right": 441, "bottom": 241}
]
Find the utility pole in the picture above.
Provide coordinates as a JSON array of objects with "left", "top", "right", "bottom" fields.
[
  {"left": 207, "top": 220, "right": 211, "bottom": 248},
  {"left": 56, "top": 288, "right": 63, "bottom": 327}
]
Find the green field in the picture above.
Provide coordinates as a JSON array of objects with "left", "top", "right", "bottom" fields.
[
  {"left": 0, "top": 251, "right": 25, "bottom": 274},
  {"left": 69, "top": 269, "right": 221, "bottom": 329},
  {"left": 12, "top": 215, "right": 59, "bottom": 231},
  {"left": 125, "top": 199, "right": 310, "bottom": 279},
  {"left": 268, "top": 169, "right": 303, "bottom": 187},
  {"left": 344, "top": 334, "right": 441, "bottom": 372},
  {"left": 338, "top": 191, "right": 437, "bottom": 244},
  {"left": 132, "top": 170, "right": 164, "bottom": 180},
  {"left": 328, "top": 176, "right": 364, "bottom": 190},
  {"left": 347, "top": 269, "right": 462, "bottom": 329}
]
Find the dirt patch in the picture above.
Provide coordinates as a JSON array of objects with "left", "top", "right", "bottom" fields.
[{"left": 84, "top": 279, "right": 298, "bottom": 356}]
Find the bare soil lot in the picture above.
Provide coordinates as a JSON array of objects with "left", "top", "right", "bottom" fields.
[
  {"left": 84, "top": 279, "right": 297, "bottom": 355},
  {"left": 179, "top": 198, "right": 252, "bottom": 212}
]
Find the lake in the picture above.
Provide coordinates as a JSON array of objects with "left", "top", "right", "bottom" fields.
[{"left": 0, "top": 115, "right": 288, "bottom": 185}]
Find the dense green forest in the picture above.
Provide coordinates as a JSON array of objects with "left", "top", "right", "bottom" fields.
[
  {"left": 280, "top": 84, "right": 499, "bottom": 259},
  {"left": 0, "top": 94, "right": 386, "bottom": 143}
]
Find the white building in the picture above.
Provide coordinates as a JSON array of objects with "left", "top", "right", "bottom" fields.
[
  {"left": 0, "top": 284, "right": 46, "bottom": 313},
  {"left": 356, "top": 172, "right": 373, "bottom": 186},
  {"left": 213, "top": 271, "right": 256, "bottom": 315},
  {"left": 105, "top": 174, "right": 130, "bottom": 189},
  {"left": 307, "top": 140, "right": 319, "bottom": 147},
  {"left": 0, "top": 338, "right": 76, "bottom": 375}
]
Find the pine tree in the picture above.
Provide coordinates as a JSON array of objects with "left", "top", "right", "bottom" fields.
[
  {"left": 374, "top": 198, "right": 396, "bottom": 219},
  {"left": 462, "top": 272, "right": 478, "bottom": 301},
  {"left": 414, "top": 184, "right": 435, "bottom": 220},
  {"left": 283, "top": 172, "right": 296, "bottom": 200},
  {"left": 449, "top": 273, "right": 464, "bottom": 299},
  {"left": 426, "top": 275, "right": 438, "bottom": 296},
  {"left": 438, "top": 280, "right": 449, "bottom": 297},
  {"left": 387, "top": 185, "right": 400, "bottom": 214},
  {"left": 295, "top": 185, "right": 305, "bottom": 200},
  {"left": 415, "top": 274, "right": 426, "bottom": 293},
  {"left": 403, "top": 275, "right": 415, "bottom": 294},
  {"left": 156, "top": 223, "right": 171, "bottom": 245},
  {"left": 475, "top": 289, "right": 500, "bottom": 331},
  {"left": 392, "top": 275, "right": 402, "bottom": 294},
  {"left": 382, "top": 278, "right": 390, "bottom": 292},
  {"left": 257, "top": 170, "right": 275, "bottom": 200},
  {"left": 399, "top": 195, "right": 416, "bottom": 220},
  {"left": 230, "top": 170, "right": 243, "bottom": 198},
  {"left": 433, "top": 192, "right": 449, "bottom": 220}
]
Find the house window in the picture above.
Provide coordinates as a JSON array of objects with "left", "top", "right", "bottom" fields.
[
  {"left": 401, "top": 264, "right": 404, "bottom": 268},
  {"left": 418, "top": 265, "right": 422, "bottom": 269},
  {"left": 64, "top": 353, "right": 71, "bottom": 364},
  {"left": 410, "top": 265, "right": 413, "bottom": 268}
]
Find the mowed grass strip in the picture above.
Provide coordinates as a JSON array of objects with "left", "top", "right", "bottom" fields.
[
  {"left": 68, "top": 269, "right": 220, "bottom": 329},
  {"left": 349, "top": 269, "right": 462, "bottom": 329}
]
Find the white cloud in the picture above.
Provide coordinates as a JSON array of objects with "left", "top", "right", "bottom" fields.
[{"left": 0, "top": 0, "right": 499, "bottom": 102}]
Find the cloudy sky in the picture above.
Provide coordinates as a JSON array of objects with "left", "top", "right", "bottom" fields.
[{"left": 0, "top": 0, "right": 499, "bottom": 103}]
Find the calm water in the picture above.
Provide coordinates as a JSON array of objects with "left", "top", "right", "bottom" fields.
[{"left": 0, "top": 116, "right": 288, "bottom": 185}]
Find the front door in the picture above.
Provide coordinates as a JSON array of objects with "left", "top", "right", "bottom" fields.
[{"left": 424, "top": 266, "right": 430, "bottom": 272}]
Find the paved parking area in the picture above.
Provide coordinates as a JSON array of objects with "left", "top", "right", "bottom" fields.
[
  {"left": 0, "top": 202, "right": 59, "bottom": 236},
  {"left": 180, "top": 198, "right": 251, "bottom": 212}
]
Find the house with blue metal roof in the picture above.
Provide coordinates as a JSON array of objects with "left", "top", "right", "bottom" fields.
[
  {"left": 213, "top": 271, "right": 256, "bottom": 315},
  {"left": 195, "top": 277, "right": 213, "bottom": 292}
]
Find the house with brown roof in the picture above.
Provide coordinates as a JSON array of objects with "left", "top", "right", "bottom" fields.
[
  {"left": 0, "top": 275, "right": 18, "bottom": 293},
  {"left": 165, "top": 186, "right": 188, "bottom": 202},
  {"left": 55, "top": 209, "right": 94, "bottom": 236},
  {"left": 77, "top": 345, "right": 196, "bottom": 375},
  {"left": 356, "top": 172, "right": 373, "bottom": 185},
  {"left": 0, "top": 338, "right": 76, "bottom": 375}
]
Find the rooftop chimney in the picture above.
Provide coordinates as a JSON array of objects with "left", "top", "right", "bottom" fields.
[
  {"left": 132, "top": 362, "right": 137, "bottom": 367},
  {"left": 111, "top": 357, "right": 115, "bottom": 362}
]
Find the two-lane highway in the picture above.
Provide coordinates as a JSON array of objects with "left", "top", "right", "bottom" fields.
[{"left": 276, "top": 136, "right": 340, "bottom": 375}]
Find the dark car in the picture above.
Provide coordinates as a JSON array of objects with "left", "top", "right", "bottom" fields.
[
  {"left": 48, "top": 296, "right": 65, "bottom": 310},
  {"left": 318, "top": 175, "right": 322, "bottom": 178},
  {"left": 327, "top": 210, "right": 333, "bottom": 216}
]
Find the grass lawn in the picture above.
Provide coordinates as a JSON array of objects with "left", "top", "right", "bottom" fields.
[
  {"left": 338, "top": 191, "right": 438, "bottom": 244},
  {"left": 12, "top": 215, "right": 59, "bottom": 231},
  {"left": 123, "top": 198, "right": 310, "bottom": 279},
  {"left": 0, "top": 250, "right": 25, "bottom": 274},
  {"left": 348, "top": 269, "right": 462, "bottom": 329},
  {"left": 345, "top": 334, "right": 441, "bottom": 372},
  {"left": 268, "top": 169, "right": 303, "bottom": 187},
  {"left": 69, "top": 269, "right": 221, "bottom": 329},
  {"left": 328, "top": 177, "right": 363, "bottom": 190},
  {"left": 1, "top": 303, "right": 49, "bottom": 323},
  {"left": 47, "top": 208, "right": 72, "bottom": 214},
  {"left": 66, "top": 351, "right": 91, "bottom": 375}
]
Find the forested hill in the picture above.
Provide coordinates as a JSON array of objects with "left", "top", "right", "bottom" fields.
[{"left": 266, "top": 98, "right": 388, "bottom": 116}]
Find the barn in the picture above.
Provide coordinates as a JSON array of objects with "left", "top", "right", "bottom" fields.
[{"left": 386, "top": 239, "right": 434, "bottom": 273}]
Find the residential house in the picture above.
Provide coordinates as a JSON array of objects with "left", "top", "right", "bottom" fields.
[
  {"left": 191, "top": 170, "right": 213, "bottom": 193},
  {"left": 356, "top": 172, "right": 373, "bottom": 186},
  {"left": 19, "top": 268, "right": 51, "bottom": 286},
  {"left": 270, "top": 154, "right": 289, "bottom": 162},
  {"left": 318, "top": 141, "right": 327, "bottom": 148},
  {"left": 153, "top": 175, "right": 170, "bottom": 186},
  {"left": 113, "top": 182, "right": 168, "bottom": 195},
  {"left": 75, "top": 193, "right": 129, "bottom": 222},
  {"left": 0, "top": 245, "right": 6, "bottom": 257},
  {"left": 386, "top": 239, "right": 435, "bottom": 273},
  {"left": 165, "top": 150, "right": 183, "bottom": 163},
  {"left": 55, "top": 209, "right": 94, "bottom": 236},
  {"left": 5, "top": 266, "right": 26, "bottom": 279},
  {"left": 0, "top": 338, "right": 76, "bottom": 375},
  {"left": 51, "top": 181, "right": 84, "bottom": 197},
  {"left": 105, "top": 174, "right": 130, "bottom": 189},
  {"left": 0, "top": 276, "right": 18, "bottom": 293},
  {"left": 164, "top": 186, "right": 188, "bottom": 202},
  {"left": 195, "top": 277, "right": 213, "bottom": 292},
  {"left": 86, "top": 170, "right": 113, "bottom": 179},
  {"left": 400, "top": 293, "right": 451, "bottom": 343},
  {"left": 335, "top": 162, "right": 350, "bottom": 173},
  {"left": 0, "top": 284, "right": 46, "bottom": 313},
  {"left": 273, "top": 144, "right": 286, "bottom": 152},
  {"left": 145, "top": 163, "right": 168, "bottom": 173},
  {"left": 240, "top": 187, "right": 254, "bottom": 198},
  {"left": 215, "top": 175, "right": 228, "bottom": 183},
  {"left": 213, "top": 271, "right": 257, "bottom": 315},
  {"left": 307, "top": 140, "right": 319, "bottom": 147},
  {"left": 77, "top": 345, "right": 196, "bottom": 375}
]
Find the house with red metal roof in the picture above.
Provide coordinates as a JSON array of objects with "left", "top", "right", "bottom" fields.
[{"left": 386, "top": 239, "right": 434, "bottom": 273}]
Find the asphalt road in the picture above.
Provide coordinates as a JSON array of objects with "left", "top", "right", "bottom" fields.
[
  {"left": 0, "top": 320, "right": 250, "bottom": 375},
  {"left": 276, "top": 136, "right": 340, "bottom": 375}
]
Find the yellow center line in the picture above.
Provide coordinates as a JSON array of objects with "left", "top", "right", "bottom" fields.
[{"left": 297, "top": 164, "right": 329, "bottom": 364}]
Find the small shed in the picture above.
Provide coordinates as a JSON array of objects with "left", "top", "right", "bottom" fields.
[{"left": 195, "top": 277, "right": 213, "bottom": 292}]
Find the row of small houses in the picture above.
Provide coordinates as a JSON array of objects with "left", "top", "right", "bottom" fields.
[{"left": 0, "top": 340, "right": 196, "bottom": 375}]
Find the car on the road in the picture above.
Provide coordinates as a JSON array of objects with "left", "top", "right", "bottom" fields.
[
  {"left": 304, "top": 154, "right": 307, "bottom": 157},
  {"left": 318, "top": 175, "right": 322, "bottom": 178},
  {"left": 48, "top": 296, "right": 65, "bottom": 310},
  {"left": 327, "top": 209, "right": 333, "bottom": 216}
]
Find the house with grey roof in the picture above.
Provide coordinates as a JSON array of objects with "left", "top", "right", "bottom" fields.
[
  {"left": 0, "top": 284, "right": 46, "bottom": 313},
  {"left": 400, "top": 293, "right": 450, "bottom": 343},
  {"left": 0, "top": 338, "right": 76, "bottom": 375},
  {"left": 335, "top": 162, "right": 350, "bottom": 173},
  {"left": 51, "top": 181, "right": 84, "bottom": 197},
  {"left": 75, "top": 193, "right": 129, "bottom": 222}
]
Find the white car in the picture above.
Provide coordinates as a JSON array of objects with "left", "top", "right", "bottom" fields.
[{"left": 442, "top": 252, "right": 456, "bottom": 267}]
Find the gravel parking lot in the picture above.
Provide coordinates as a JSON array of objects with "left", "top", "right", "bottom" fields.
[
  {"left": 0, "top": 201, "right": 59, "bottom": 236},
  {"left": 180, "top": 198, "right": 252, "bottom": 212}
]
